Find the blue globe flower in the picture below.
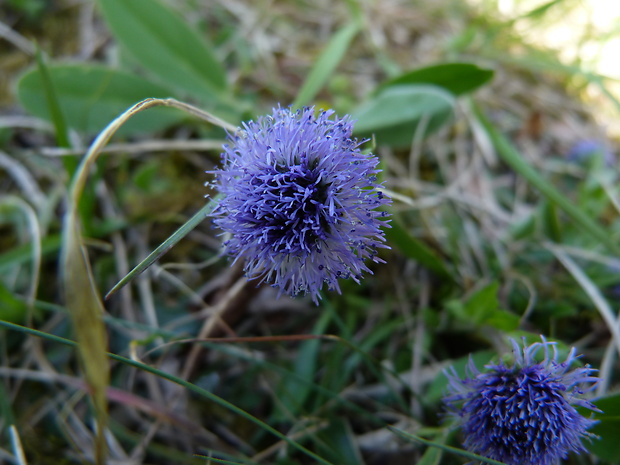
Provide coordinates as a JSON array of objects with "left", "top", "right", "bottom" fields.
[
  {"left": 209, "top": 107, "right": 390, "bottom": 303},
  {"left": 444, "top": 337, "right": 600, "bottom": 465}
]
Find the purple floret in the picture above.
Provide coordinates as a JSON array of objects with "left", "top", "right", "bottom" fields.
[
  {"left": 444, "top": 337, "right": 600, "bottom": 465},
  {"left": 208, "top": 106, "right": 391, "bottom": 303}
]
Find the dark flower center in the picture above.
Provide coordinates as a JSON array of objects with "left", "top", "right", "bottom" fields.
[{"left": 253, "top": 160, "right": 331, "bottom": 254}]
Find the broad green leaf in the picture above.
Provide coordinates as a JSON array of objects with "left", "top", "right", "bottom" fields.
[
  {"left": 292, "top": 21, "right": 361, "bottom": 109},
  {"left": 484, "top": 310, "right": 520, "bottom": 332},
  {"left": 97, "top": 0, "right": 227, "bottom": 102},
  {"left": 586, "top": 393, "right": 620, "bottom": 462},
  {"left": 360, "top": 111, "right": 453, "bottom": 147},
  {"left": 447, "top": 282, "right": 519, "bottom": 331},
  {"left": 353, "top": 84, "right": 454, "bottom": 133},
  {"left": 464, "top": 281, "right": 500, "bottom": 323},
  {"left": 381, "top": 63, "right": 494, "bottom": 96},
  {"left": 352, "top": 84, "right": 454, "bottom": 146},
  {"left": 17, "top": 64, "right": 184, "bottom": 134}
]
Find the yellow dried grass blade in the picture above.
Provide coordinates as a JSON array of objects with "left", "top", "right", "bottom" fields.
[
  {"left": 61, "top": 98, "right": 236, "bottom": 464},
  {"left": 62, "top": 211, "right": 109, "bottom": 464}
]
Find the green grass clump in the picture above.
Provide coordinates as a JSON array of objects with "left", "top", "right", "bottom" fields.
[{"left": 1, "top": 0, "right": 619, "bottom": 464}]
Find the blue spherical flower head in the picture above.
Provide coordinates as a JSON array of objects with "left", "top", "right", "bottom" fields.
[
  {"left": 444, "top": 337, "right": 600, "bottom": 465},
  {"left": 209, "top": 107, "right": 391, "bottom": 303}
]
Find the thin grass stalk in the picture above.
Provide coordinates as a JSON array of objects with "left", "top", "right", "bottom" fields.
[{"left": 0, "top": 320, "right": 336, "bottom": 465}]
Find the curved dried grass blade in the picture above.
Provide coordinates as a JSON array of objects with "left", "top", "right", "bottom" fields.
[
  {"left": 61, "top": 98, "right": 234, "bottom": 464},
  {"left": 62, "top": 210, "right": 109, "bottom": 464}
]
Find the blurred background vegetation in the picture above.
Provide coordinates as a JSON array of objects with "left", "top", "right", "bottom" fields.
[{"left": 1, "top": 0, "right": 620, "bottom": 464}]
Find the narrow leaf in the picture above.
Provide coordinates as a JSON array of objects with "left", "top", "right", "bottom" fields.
[
  {"left": 520, "top": 0, "right": 565, "bottom": 19},
  {"left": 97, "top": 0, "right": 228, "bottom": 102},
  {"left": 548, "top": 245, "right": 620, "bottom": 358},
  {"left": 385, "top": 218, "right": 452, "bottom": 278},
  {"left": 277, "top": 310, "right": 332, "bottom": 418},
  {"left": 105, "top": 197, "right": 220, "bottom": 300},
  {"left": 34, "top": 47, "right": 70, "bottom": 148},
  {"left": 314, "top": 418, "right": 364, "bottom": 465},
  {"left": 193, "top": 457, "right": 247, "bottom": 465},
  {"left": 292, "top": 21, "right": 361, "bottom": 109}
]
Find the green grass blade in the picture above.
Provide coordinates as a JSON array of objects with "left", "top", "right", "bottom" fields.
[
  {"left": 0, "top": 235, "right": 61, "bottom": 274},
  {"left": 292, "top": 21, "right": 361, "bottom": 109},
  {"left": 193, "top": 456, "right": 247, "bottom": 465},
  {"left": 595, "top": 79, "right": 620, "bottom": 114},
  {"left": 32, "top": 299, "right": 404, "bottom": 432},
  {"left": 33, "top": 45, "right": 76, "bottom": 176},
  {"left": 105, "top": 196, "right": 220, "bottom": 300},
  {"left": 385, "top": 218, "right": 452, "bottom": 278},
  {"left": 34, "top": 46, "right": 69, "bottom": 148},
  {"left": 0, "top": 320, "right": 336, "bottom": 465},
  {"left": 474, "top": 104, "right": 620, "bottom": 255},
  {"left": 519, "top": 0, "right": 566, "bottom": 19},
  {"left": 547, "top": 244, "right": 620, "bottom": 358},
  {"left": 0, "top": 381, "right": 15, "bottom": 427},
  {"left": 9, "top": 425, "right": 27, "bottom": 465},
  {"left": 387, "top": 426, "right": 508, "bottom": 465}
]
